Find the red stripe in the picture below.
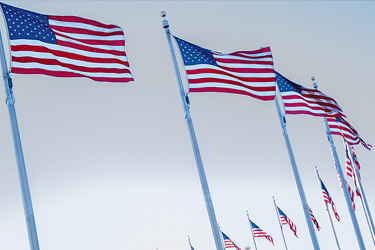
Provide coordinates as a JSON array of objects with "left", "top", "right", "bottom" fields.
[
  {"left": 49, "top": 15, "right": 120, "bottom": 29},
  {"left": 12, "top": 67, "right": 133, "bottom": 83},
  {"left": 229, "top": 47, "right": 271, "bottom": 55},
  {"left": 215, "top": 58, "right": 274, "bottom": 65},
  {"left": 50, "top": 24, "right": 124, "bottom": 37},
  {"left": 12, "top": 45, "right": 128, "bottom": 67},
  {"left": 190, "top": 87, "right": 275, "bottom": 101},
  {"left": 13, "top": 56, "right": 131, "bottom": 74}
]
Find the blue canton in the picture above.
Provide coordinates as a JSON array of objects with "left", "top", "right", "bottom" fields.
[
  {"left": 0, "top": 3, "right": 56, "bottom": 44},
  {"left": 276, "top": 72, "right": 302, "bottom": 94},
  {"left": 173, "top": 36, "right": 217, "bottom": 66}
]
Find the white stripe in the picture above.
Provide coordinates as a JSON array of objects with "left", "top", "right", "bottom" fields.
[
  {"left": 189, "top": 82, "right": 275, "bottom": 97},
  {"left": 216, "top": 61, "right": 274, "bottom": 68},
  {"left": 49, "top": 19, "right": 121, "bottom": 33},
  {"left": 12, "top": 62, "right": 132, "bottom": 78},
  {"left": 11, "top": 40, "right": 127, "bottom": 59},
  {"left": 12, "top": 51, "right": 128, "bottom": 69},
  {"left": 54, "top": 30, "right": 125, "bottom": 41}
]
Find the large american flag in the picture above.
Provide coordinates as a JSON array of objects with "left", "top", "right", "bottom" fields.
[
  {"left": 276, "top": 72, "right": 343, "bottom": 117},
  {"left": 173, "top": 36, "right": 276, "bottom": 101},
  {"left": 249, "top": 219, "right": 274, "bottom": 245},
  {"left": 327, "top": 116, "right": 372, "bottom": 150},
  {"left": 277, "top": 206, "right": 298, "bottom": 238},
  {"left": 317, "top": 175, "right": 340, "bottom": 221},
  {"left": 0, "top": 3, "right": 133, "bottom": 83},
  {"left": 309, "top": 207, "right": 321, "bottom": 231},
  {"left": 221, "top": 231, "right": 241, "bottom": 250}
]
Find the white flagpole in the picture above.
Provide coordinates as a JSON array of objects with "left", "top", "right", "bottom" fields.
[
  {"left": 314, "top": 167, "right": 341, "bottom": 250},
  {"left": 347, "top": 145, "right": 375, "bottom": 245},
  {"left": 273, "top": 197, "right": 288, "bottom": 250},
  {"left": 0, "top": 24, "right": 40, "bottom": 250},
  {"left": 160, "top": 12, "right": 224, "bottom": 250},
  {"left": 246, "top": 211, "right": 258, "bottom": 250},
  {"left": 312, "top": 77, "right": 366, "bottom": 250},
  {"left": 274, "top": 92, "right": 320, "bottom": 250}
]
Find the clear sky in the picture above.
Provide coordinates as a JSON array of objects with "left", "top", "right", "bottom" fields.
[{"left": 0, "top": 1, "right": 374, "bottom": 250}]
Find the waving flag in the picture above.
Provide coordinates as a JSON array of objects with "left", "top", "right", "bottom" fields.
[
  {"left": 277, "top": 206, "right": 298, "bottom": 238},
  {"left": 0, "top": 2, "right": 133, "bottom": 83},
  {"left": 318, "top": 175, "right": 340, "bottom": 221},
  {"left": 276, "top": 72, "right": 343, "bottom": 117},
  {"left": 309, "top": 207, "right": 321, "bottom": 231},
  {"left": 221, "top": 231, "right": 241, "bottom": 250},
  {"left": 173, "top": 36, "right": 276, "bottom": 101},
  {"left": 249, "top": 219, "right": 274, "bottom": 245},
  {"left": 337, "top": 174, "right": 356, "bottom": 211},
  {"left": 327, "top": 116, "right": 372, "bottom": 150}
]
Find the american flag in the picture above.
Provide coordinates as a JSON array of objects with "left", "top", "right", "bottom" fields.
[
  {"left": 0, "top": 3, "right": 133, "bottom": 83},
  {"left": 309, "top": 207, "right": 321, "bottom": 231},
  {"left": 277, "top": 206, "right": 298, "bottom": 238},
  {"left": 345, "top": 148, "right": 362, "bottom": 198},
  {"left": 249, "top": 219, "right": 274, "bottom": 245},
  {"left": 276, "top": 72, "right": 343, "bottom": 117},
  {"left": 173, "top": 36, "right": 276, "bottom": 101},
  {"left": 337, "top": 174, "right": 356, "bottom": 211},
  {"left": 327, "top": 116, "right": 372, "bottom": 150},
  {"left": 221, "top": 231, "right": 241, "bottom": 250},
  {"left": 317, "top": 175, "right": 340, "bottom": 221}
]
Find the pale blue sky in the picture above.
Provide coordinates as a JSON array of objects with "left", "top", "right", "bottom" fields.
[{"left": 0, "top": 1, "right": 374, "bottom": 250}]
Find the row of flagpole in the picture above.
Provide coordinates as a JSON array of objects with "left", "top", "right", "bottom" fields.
[
  {"left": 161, "top": 12, "right": 373, "bottom": 250},
  {"left": 0, "top": 3, "right": 373, "bottom": 249}
]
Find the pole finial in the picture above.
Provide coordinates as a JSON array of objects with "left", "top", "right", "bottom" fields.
[
  {"left": 161, "top": 11, "right": 169, "bottom": 29},
  {"left": 311, "top": 76, "right": 318, "bottom": 89}
]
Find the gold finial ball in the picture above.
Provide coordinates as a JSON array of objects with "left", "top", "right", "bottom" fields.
[
  {"left": 311, "top": 76, "right": 315, "bottom": 81},
  {"left": 160, "top": 11, "right": 166, "bottom": 18}
]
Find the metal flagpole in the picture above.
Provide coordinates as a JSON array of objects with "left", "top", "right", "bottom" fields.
[
  {"left": 274, "top": 92, "right": 320, "bottom": 250},
  {"left": 0, "top": 24, "right": 40, "bottom": 250},
  {"left": 246, "top": 211, "right": 258, "bottom": 250},
  {"left": 314, "top": 167, "right": 341, "bottom": 250},
  {"left": 273, "top": 197, "right": 288, "bottom": 250},
  {"left": 348, "top": 145, "right": 375, "bottom": 245},
  {"left": 160, "top": 12, "right": 224, "bottom": 250},
  {"left": 312, "top": 78, "right": 366, "bottom": 250}
]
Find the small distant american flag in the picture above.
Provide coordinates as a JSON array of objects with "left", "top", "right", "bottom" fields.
[
  {"left": 309, "top": 207, "right": 321, "bottom": 231},
  {"left": 249, "top": 219, "right": 274, "bottom": 245},
  {"left": 327, "top": 116, "right": 372, "bottom": 150},
  {"left": 221, "top": 231, "right": 241, "bottom": 250},
  {"left": 277, "top": 206, "right": 298, "bottom": 238},
  {"left": 0, "top": 2, "right": 133, "bottom": 83},
  {"left": 317, "top": 174, "right": 340, "bottom": 221},
  {"left": 173, "top": 36, "right": 276, "bottom": 101},
  {"left": 337, "top": 174, "right": 356, "bottom": 211},
  {"left": 276, "top": 72, "right": 343, "bottom": 117}
]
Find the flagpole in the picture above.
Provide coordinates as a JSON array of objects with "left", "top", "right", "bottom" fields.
[
  {"left": 314, "top": 167, "right": 341, "bottom": 250},
  {"left": 273, "top": 197, "right": 288, "bottom": 250},
  {"left": 0, "top": 24, "right": 40, "bottom": 250},
  {"left": 274, "top": 93, "right": 320, "bottom": 250},
  {"left": 246, "top": 211, "right": 258, "bottom": 250},
  {"left": 348, "top": 145, "right": 375, "bottom": 244},
  {"left": 160, "top": 12, "right": 224, "bottom": 250},
  {"left": 312, "top": 78, "right": 366, "bottom": 250}
]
